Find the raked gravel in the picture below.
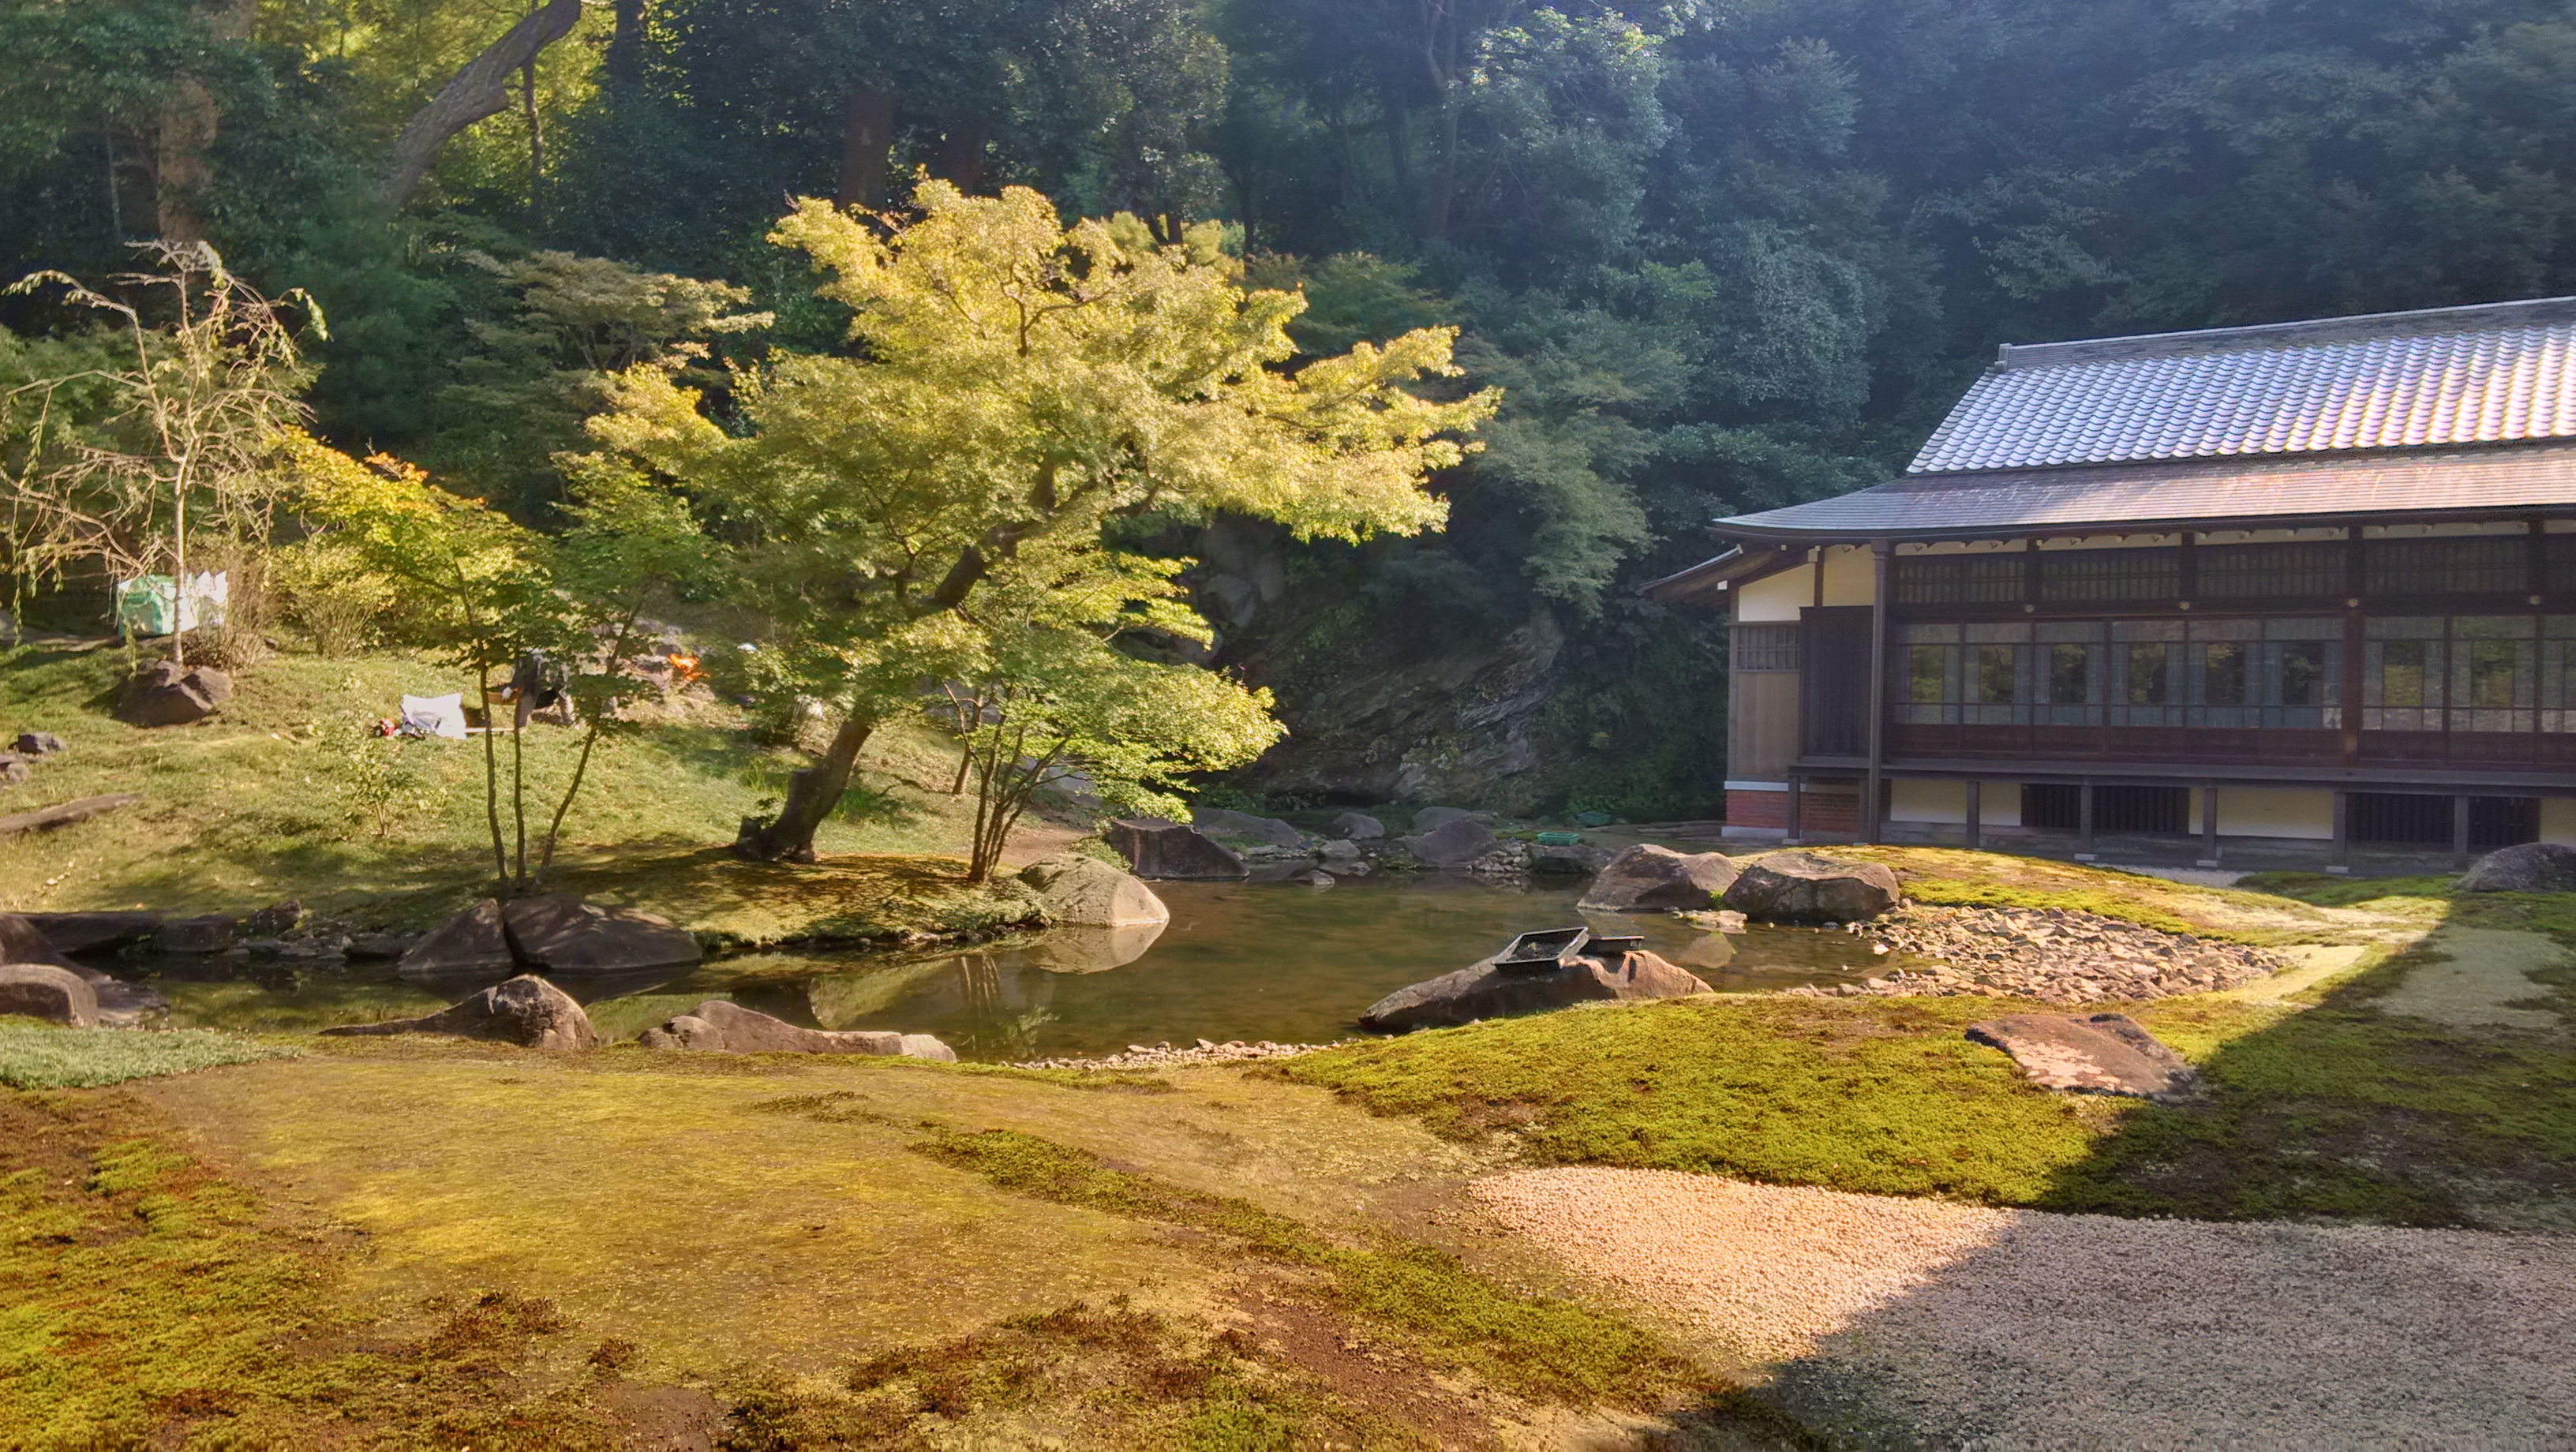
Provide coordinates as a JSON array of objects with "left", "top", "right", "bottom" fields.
[{"left": 1475, "top": 1166, "right": 2576, "bottom": 1448}]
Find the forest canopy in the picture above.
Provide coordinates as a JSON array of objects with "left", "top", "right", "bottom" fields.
[{"left": 10, "top": 0, "right": 2576, "bottom": 815}]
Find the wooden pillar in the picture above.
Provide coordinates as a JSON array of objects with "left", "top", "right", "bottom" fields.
[
  {"left": 2330, "top": 789, "right": 2352, "bottom": 875},
  {"left": 1864, "top": 541, "right": 1893, "bottom": 844},
  {"left": 2199, "top": 784, "right": 2220, "bottom": 867},
  {"left": 1964, "top": 778, "right": 1983, "bottom": 851},
  {"left": 1784, "top": 773, "right": 1803, "bottom": 845},
  {"left": 2076, "top": 780, "right": 2097, "bottom": 860},
  {"left": 2452, "top": 794, "right": 2473, "bottom": 870}
]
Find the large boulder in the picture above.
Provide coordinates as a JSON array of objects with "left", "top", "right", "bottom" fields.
[
  {"left": 398, "top": 900, "right": 517, "bottom": 979},
  {"left": 1326, "top": 811, "right": 1386, "bottom": 842},
  {"left": 0, "top": 963, "right": 99, "bottom": 1027},
  {"left": 157, "top": 914, "right": 238, "bottom": 955},
  {"left": 17, "top": 911, "right": 159, "bottom": 956},
  {"left": 1192, "top": 807, "right": 1306, "bottom": 849},
  {"left": 114, "top": 661, "right": 232, "bottom": 728},
  {"left": 1400, "top": 817, "right": 1500, "bottom": 867},
  {"left": 635, "top": 999, "right": 955, "bottom": 1060},
  {"left": 502, "top": 893, "right": 701, "bottom": 975},
  {"left": 1964, "top": 1013, "right": 2199, "bottom": 1101},
  {"left": 321, "top": 975, "right": 597, "bottom": 1050},
  {"left": 2456, "top": 842, "right": 2576, "bottom": 894},
  {"left": 0, "top": 913, "right": 85, "bottom": 970},
  {"left": 1411, "top": 806, "right": 1489, "bottom": 833},
  {"left": 1360, "top": 949, "right": 1709, "bottom": 1033},
  {"left": 1106, "top": 818, "right": 1247, "bottom": 880},
  {"left": 1578, "top": 844, "right": 1741, "bottom": 911},
  {"left": 1019, "top": 853, "right": 1169, "bottom": 929},
  {"left": 1530, "top": 842, "right": 1615, "bottom": 878},
  {"left": 1722, "top": 850, "right": 1902, "bottom": 923}
]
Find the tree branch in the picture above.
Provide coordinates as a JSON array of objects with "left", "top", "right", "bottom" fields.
[{"left": 378, "top": 0, "right": 583, "bottom": 208}]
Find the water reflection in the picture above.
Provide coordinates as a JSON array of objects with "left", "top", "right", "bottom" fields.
[{"left": 141, "top": 874, "right": 1896, "bottom": 1057}]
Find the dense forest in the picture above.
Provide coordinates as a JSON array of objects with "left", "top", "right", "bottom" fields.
[{"left": 12, "top": 0, "right": 2576, "bottom": 818}]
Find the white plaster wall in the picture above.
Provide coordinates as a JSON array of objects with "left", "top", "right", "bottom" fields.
[
  {"left": 1737, "top": 566, "right": 1811, "bottom": 623},
  {"left": 1888, "top": 779, "right": 2024, "bottom": 826},
  {"left": 2215, "top": 787, "right": 2336, "bottom": 840},
  {"left": 1820, "top": 544, "right": 1876, "bottom": 605},
  {"left": 2543, "top": 798, "right": 2576, "bottom": 847}
]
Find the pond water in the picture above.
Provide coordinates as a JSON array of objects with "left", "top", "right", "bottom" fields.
[{"left": 137, "top": 874, "right": 1900, "bottom": 1061}]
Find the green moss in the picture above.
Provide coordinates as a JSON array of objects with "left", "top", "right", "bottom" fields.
[
  {"left": 0, "top": 1028, "right": 296, "bottom": 1089},
  {"left": 1282, "top": 997, "right": 2119, "bottom": 1203},
  {"left": 915, "top": 1128, "right": 1705, "bottom": 1408}
]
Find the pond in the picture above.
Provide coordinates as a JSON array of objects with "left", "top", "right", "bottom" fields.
[{"left": 136, "top": 874, "right": 1901, "bottom": 1061}]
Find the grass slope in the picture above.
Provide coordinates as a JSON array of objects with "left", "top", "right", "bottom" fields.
[
  {"left": 0, "top": 1023, "right": 294, "bottom": 1088},
  {"left": 0, "top": 642, "right": 1044, "bottom": 940}
]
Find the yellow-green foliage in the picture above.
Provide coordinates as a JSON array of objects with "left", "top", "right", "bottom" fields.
[
  {"left": 915, "top": 1127, "right": 1706, "bottom": 1408},
  {"left": 0, "top": 1027, "right": 294, "bottom": 1088}
]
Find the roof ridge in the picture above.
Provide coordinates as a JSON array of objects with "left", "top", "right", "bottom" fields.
[{"left": 1997, "top": 296, "right": 2576, "bottom": 370}]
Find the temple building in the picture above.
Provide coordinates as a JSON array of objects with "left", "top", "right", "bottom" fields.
[{"left": 1649, "top": 297, "right": 2576, "bottom": 869}]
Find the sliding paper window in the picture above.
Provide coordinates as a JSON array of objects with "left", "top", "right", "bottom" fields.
[
  {"left": 1899, "top": 619, "right": 2341, "bottom": 728},
  {"left": 2366, "top": 616, "right": 2576, "bottom": 733}
]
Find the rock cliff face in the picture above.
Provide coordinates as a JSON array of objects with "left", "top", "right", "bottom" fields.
[{"left": 1234, "top": 607, "right": 1567, "bottom": 812}]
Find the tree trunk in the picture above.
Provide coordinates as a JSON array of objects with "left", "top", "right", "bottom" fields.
[
  {"left": 152, "top": 0, "right": 255, "bottom": 243},
  {"left": 838, "top": 88, "right": 894, "bottom": 211},
  {"left": 605, "top": 0, "right": 647, "bottom": 87},
  {"left": 379, "top": 0, "right": 582, "bottom": 208},
  {"left": 930, "top": 114, "right": 990, "bottom": 193},
  {"left": 735, "top": 713, "right": 875, "bottom": 862}
]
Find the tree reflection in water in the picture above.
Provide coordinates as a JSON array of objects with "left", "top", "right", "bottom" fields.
[{"left": 952, "top": 952, "right": 1058, "bottom": 1060}]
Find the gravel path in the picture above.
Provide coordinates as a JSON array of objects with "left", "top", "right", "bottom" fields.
[{"left": 1475, "top": 1166, "right": 2576, "bottom": 1448}]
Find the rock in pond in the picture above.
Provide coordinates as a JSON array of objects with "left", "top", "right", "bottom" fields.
[
  {"left": 1400, "top": 817, "right": 1499, "bottom": 867},
  {"left": 1360, "top": 949, "right": 1711, "bottom": 1033},
  {"left": 1964, "top": 1012, "right": 2199, "bottom": 1101},
  {"left": 1410, "top": 806, "right": 1490, "bottom": 832},
  {"left": 1327, "top": 811, "right": 1386, "bottom": 841},
  {"left": 18, "top": 911, "right": 159, "bottom": 956},
  {"left": 0, "top": 912, "right": 86, "bottom": 970},
  {"left": 503, "top": 893, "right": 702, "bottom": 975},
  {"left": 321, "top": 975, "right": 597, "bottom": 1050},
  {"left": 0, "top": 962, "right": 99, "bottom": 1027},
  {"left": 2456, "top": 841, "right": 2576, "bottom": 893},
  {"left": 1722, "top": 850, "right": 1901, "bottom": 923},
  {"left": 1192, "top": 807, "right": 1307, "bottom": 849},
  {"left": 156, "top": 914, "right": 239, "bottom": 955},
  {"left": 399, "top": 900, "right": 517, "bottom": 979},
  {"left": 1020, "top": 852, "right": 1169, "bottom": 929},
  {"left": 635, "top": 999, "right": 954, "bottom": 1060},
  {"left": 1578, "top": 844, "right": 1740, "bottom": 911},
  {"left": 1106, "top": 817, "right": 1248, "bottom": 880},
  {"left": 1529, "top": 841, "right": 1614, "bottom": 877},
  {"left": 114, "top": 661, "right": 232, "bottom": 728}
]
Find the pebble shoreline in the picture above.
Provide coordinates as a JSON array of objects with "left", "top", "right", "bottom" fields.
[
  {"left": 1783, "top": 902, "right": 2284, "bottom": 1005},
  {"left": 1013, "top": 1038, "right": 1346, "bottom": 1071}
]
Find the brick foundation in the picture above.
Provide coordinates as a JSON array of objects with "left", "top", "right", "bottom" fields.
[{"left": 1726, "top": 788, "right": 1859, "bottom": 835}]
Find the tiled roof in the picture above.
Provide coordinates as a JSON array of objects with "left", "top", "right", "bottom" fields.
[
  {"left": 1710, "top": 444, "right": 2576, "bottom": 541},
  {"left": 1911, "top": 297, "right": 2576, "bottom": 474}
]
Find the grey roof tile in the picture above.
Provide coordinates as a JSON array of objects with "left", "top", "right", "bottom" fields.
[
  {"left": 1912, "top": 298, "right": 2576, "bottom": 474},
  {"left": 1713, "top": 444, "right": 2576, "bottom": 540}
]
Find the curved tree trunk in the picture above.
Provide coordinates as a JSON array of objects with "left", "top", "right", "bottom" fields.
[
  {"left": 735, "top": 713, "right": 876, "bottom": 862},
  {"left": 378, "top": 0, "right": 582, "bottom": 208}
]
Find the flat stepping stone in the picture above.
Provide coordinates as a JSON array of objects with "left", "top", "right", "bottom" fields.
[{"left": 1965, "top": 1012, "right": 2199, "bottom": 1100}]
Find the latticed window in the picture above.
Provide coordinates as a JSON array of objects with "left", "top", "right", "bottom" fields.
[
  {"left": 2036, "top": 546, "right": 2181, "bottom": 603},
  {"left": 2364, "top": 537, "right": 2529, "bottom": 595},
  {"left": 1896, "top": 617, "right": 2341, "bottom": 728},
  {"left": 2196, "top": 541, "right": 2345, "bottom": 599},
  {"left": 2363, "top": 616, "right": 2576, "bottom": 733},
  {"left": 1891, "top": 552, "right": 2025, "bottom": 606},
  {"left": 1730, "top": 623, "right": 1801, "bottom": 672}
]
